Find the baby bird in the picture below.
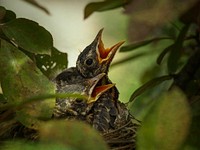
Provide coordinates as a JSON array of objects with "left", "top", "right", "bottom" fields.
[{"left": 53, "top": 73, "right": 114, "bottom": 124}]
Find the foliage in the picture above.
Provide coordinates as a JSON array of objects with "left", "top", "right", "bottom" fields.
[
  {"left": 3, "top": 120, "right": 108, "bottom": 150},
  {"left": 0, "top": 6, "right": 56, "bottom": 127},
  {"left": 137, "top": 88, "right": 191, "bottom": 150},
  {"left": 1, "top": 0, "right": 200, "bottom": 150},
  {"left": 0, "top": 5, "right": 107, "bottom": 150}
]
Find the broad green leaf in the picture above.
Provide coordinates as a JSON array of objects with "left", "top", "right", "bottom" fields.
[
  {"left": 167, "top": 24, "right": 190, "bottom": 74},
  {"left": 190, "top": 99, "right": 200, "bottom": 116},
  {"left": 40, "top": 120, "right": 109, "bottom": 150},
  {"left": 15, "top": 112, "right": 43, "bottom": 130},
  {"left": 35, "top": 47, "right": 68, "bottom": 80},
  {"left": 84, "top": 0, "right": 131, "bottom": 19},
  {"left": 120, "top": 37, "right": 172, "bottom": 52},
  {"left": 23, "top": 0, "right": 50, "bottom": 15},
  {"left": 1, "top": 18, "right": 53, "bottom": 55},
  {"left": 137, "top": 88, "right": 191, "bottom": 150},
  {"left": 184, "top": 115, "right": 200, "bottom": 149},
  {"left": 2, "top": 140, "right": 76, "bottom": 150},
  {"left": 129, "top": 75, "right": 173, "bottom": 102},
  {"left": 0, "top": 39, "right": 55, "bottom": 127},
  {"left": 0, "top": 94, "right": 6, "bottom": 103},
  {"left": 157, "top": 44, "right": 174, "bottom": 65}
]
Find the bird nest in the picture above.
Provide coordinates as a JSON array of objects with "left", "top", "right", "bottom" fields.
[
  {"left": 102, "top": 119, "right": 140, "bottom": 150},
  {"left": 0, "top": 118, "right": 140, "bottom": 150}
]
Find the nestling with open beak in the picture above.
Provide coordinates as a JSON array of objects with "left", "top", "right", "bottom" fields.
[
  {"left": 53, "top": 29, "right": 127, "bottom": 132},
  {"left": 76, "top": 28, "right": 124, "bottom": 77},
  {"left": 75, "top": 29, "right": 126, "bottom": 132},
  {"left": 53, "top": 73, "right": 115, "bottom": 121}
]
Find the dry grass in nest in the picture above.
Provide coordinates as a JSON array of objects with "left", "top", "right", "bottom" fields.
[{"left": 103, "top": 119, "right": 140, "bottom": 150}]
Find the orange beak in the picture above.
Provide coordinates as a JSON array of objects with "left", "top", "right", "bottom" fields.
[
  {"left": 87, "top": 83, "right": 115, "bottom": 104},
  {"left": 95, "top": 29, "right": 125, "bottom": 64}
]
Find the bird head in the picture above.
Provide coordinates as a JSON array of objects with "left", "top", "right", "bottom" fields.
[
  {"left": 54, "top": 73, "right": 115, "bottom": 118},
  {"left": 76, "top": 29, "right": 124, "bottom": 77}
]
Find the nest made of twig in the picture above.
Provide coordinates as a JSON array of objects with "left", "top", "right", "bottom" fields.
[{"left": 102, "top": 119, "right": 140, "bottom": 150}]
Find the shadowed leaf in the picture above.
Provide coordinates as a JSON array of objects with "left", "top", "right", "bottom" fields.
[
  {"left": 40, "top": 120, "right": 109, "bottom": 150},
  {"left": 0, "top": 94, "right": 6, "bottom": 103},
  {"left": 167, "top": 24, "right": 190, "bottom": 74},
  {"left": 1, "top": 18, "right": 53, "bottom": 55},
  {"left": 185, "top": 115, "right": 200, "bottom": 149},
  {"left": 0, "top": 39, "right": 55, "bottom": 128},
  {"left": 1, "top": 140, "right": 75, "bottom": 150},
  {"left": 84, "top": 0, "right": 131, "bottom": 19},
  {"left": 0, "top": 6, "right": 6, "bottom": 21},
  {"left": 137, "top": 88, "right": 191, "bottom": 150},
  {"left": 2, "top": 10, "right": 16, "bottom": 23},
  {"left": 35, "top": 47, "right": 68, "bottom": 80},
  {"left": 120, "top": 37, "right": 172, "bottom": 52},
  {"left": 0, "top": 7, "right": 16, "bottom": 23},
  {"left": 129, "top": 75, "right": 173, "bottom": 102},
  {"left": 23, "top": 0, "right": 50, "bottom": 15},
  {"left": 157, "top": 44, "right": 174, "bottom": 65}
]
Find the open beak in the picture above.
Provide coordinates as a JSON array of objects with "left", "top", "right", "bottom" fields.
[
  {"left": 88, "top": 84, "right": 115, "bottom": 104},
  {"left": 86, "top": 73, "right": 105, "bottom": 102},
  {"left": 85, "top": 72, "right": 115, "bottom": 104},
  {"left": 94, "top": 29, "right": 125, "bottom": 64}
]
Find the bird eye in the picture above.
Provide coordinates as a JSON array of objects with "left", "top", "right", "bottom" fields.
[{"left": 85, "top": 58, "right": 93, "bottom": 66}]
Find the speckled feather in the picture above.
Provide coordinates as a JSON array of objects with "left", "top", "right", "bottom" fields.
[{"left": 53, "top": 69, "right": 104, "bottom": 121}]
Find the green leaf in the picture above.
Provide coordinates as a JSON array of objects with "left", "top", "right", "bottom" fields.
[
  {"left": 0, "top": 6, "right": 6, "bottom": 21},
  {"left": 0, "top": 39, "right": 55, "bottom": 126},
  {"left": 0, "top": 94, "right": 6, "bottom": 103},
  {"left": 0, "top": 7, "right": 16, "bottom": 23},
  {"left": 157, "top": 44, "right": 174, "bottom": 65},
  {"left": 137, "top": 88, "right": 191, "bottom": 150},
  {"left": 167, "top": 24, "right": 190, "bottom": 74},
  {"left": 2, "top": 10, "right": 17, "bottom": 23},
  {"left": 190, "top": 99, "right": 200, "bottom": 117},
  {"left": 120, "top": 37, "right": 172, "bottom": 52},
  {"left": 2, "top": 140, "right": 76, "bottom": 150},
  {"left": 185, "top": 115, "right": 200, "bottom": 149},
  {"left": 35, "top": 47, "right": 68, "bottom": 80},
  {"left": 129, "top": 75, "right": 173, "bottom": 103},
  {"left": 40, "top": 120, "right": 109, "bottom": 150},
  {"left": 1, "top": 18, "right": 53, "bottom": 55},
  {"left": 84, "top": 0, "right": 131, "bottom": 19}
]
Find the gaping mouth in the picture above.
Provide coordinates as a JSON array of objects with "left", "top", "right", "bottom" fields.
[
  {"left": 86, "top": 73, "right": 115, "bottom": 104},
  {"left": 95, "top": 29, "right": 124, "bottom": 64},
  {"left": 91, "top": 83, "right": 115, "bottom": 99}
]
